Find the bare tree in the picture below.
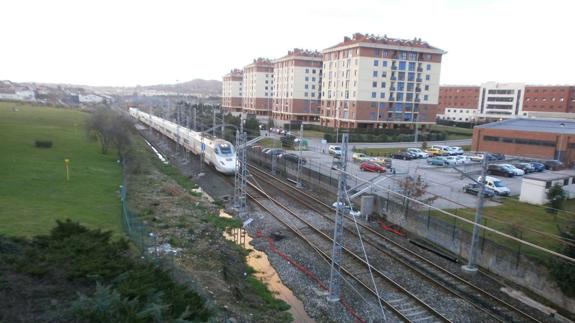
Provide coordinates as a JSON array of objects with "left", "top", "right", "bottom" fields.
[
  {"left": 397, "top": 175, "right": 437, "bottom": 215},
  {"left": 86, "top": 109, "right": 131, "bottom": 156}
]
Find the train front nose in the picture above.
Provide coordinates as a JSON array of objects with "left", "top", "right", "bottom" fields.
[{"left": 218, "top": 158, "right": 237, "bottom": 175}]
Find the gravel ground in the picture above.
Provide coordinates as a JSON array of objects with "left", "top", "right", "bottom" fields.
[{"left": 140, "top": 129, "right": 562, "bottom": 323}]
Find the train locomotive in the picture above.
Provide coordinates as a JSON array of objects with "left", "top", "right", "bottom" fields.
[{"left": 129, "top": 108, "right": 237, "bottom": 175}]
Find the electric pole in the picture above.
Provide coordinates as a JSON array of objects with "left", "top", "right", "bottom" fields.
[
  {"left": 328, "top": 133, "right": 349, "bottom": 302},
  {"left": 296, "top": 123, "right": 304, "bottom": 188},
  {"left": 463, "top": 154, "right": 488, "bottom": 272}
]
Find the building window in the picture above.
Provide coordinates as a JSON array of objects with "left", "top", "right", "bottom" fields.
[
  {"left": 399, "top": 61, "right": 406, "bottom": 70},
  {"left": 304, "top": 92, "right": 308, "bottom": 97},
  {"left": 372, "top": 81, "right": 377, "bottom": 88},
  {"left": 564, "top": 179, "right": 569, "bottom": 186},
  {"left": 424, "top": 95, "right": 428, "bottom": 101},
  {"left": 381, "top": 82, "right": 386, "bottom": 88},
  {"left": 305, "top": 69, "right": 309, "bottom": 73},
  {"left": 380, "top": 92, "right": 385, "bottom": 99},
  {"left": 312, "top": 77, "right": 316, "bottom": 82},
  {"left": 426, "top": 64, "right": 431, "bottom": 71},
  {"left": 373, "top": 71, "right": 378, "bottom": 77},
  {"left": 425, "top": 85, "right": 429, "bottom": 91},
  {"left": 371, "top": 92, "right": 377, "bottom": 98},
  {"left": 374, "top": 60, "right": 379, "bottom": 66},
  {"left": 408, "top": 62, "right": 416, "bottom": 71},
  {"left": 312, "top": 69, "right": 316, "bottom": 74},
  {"left": 546, "top": 181, "right": 551, "bottom": 189},
  {"left": 383, "top": 61, "right": 388, "bottom": 67},
  {"left": 305, "top": 84, "right": 309, "bottom": 89},
  {"left": 425, "top": 75, "right": 430, "bottom": 81}
]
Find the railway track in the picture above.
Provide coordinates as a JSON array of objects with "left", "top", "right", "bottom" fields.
[
  {"left": 247, "top": 164, "right": 544, "bottom": 323},
  {"left": 246, "top": 181, "right": 449, "bottom": 322}
]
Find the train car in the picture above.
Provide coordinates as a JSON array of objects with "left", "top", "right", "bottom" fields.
[{"left": 129, "top": 108, "right": 236, "bottom": 175}]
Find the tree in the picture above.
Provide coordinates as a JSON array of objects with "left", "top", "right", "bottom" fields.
[
  {"left": 421, "top": 141, "right": 428, "bottom": 150},
  {"left": 86, "top": 109, "right": 131, "bottom": 156},
  {"left": 546, "top": 183, "right": 566, "bottom": 214},
  {"left": 398, "top": 175, "right": 437, "bottom": 216},
  {"left": 551, "top": 225, "right": 575, "bottom": 297}
]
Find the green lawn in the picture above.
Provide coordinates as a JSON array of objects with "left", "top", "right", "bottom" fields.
[
  {"left": 430, "top": 198, "right": 575, "bottom": 261},
  {"left": 0, "top": 102, "right": 122, "bottom": 237},
  {"left": 430, "top": 124, "right": 473, "bottom": 140}
]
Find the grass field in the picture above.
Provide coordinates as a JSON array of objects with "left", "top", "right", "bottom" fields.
[
  {"left": 431, "top": 198, "right": 575, "bottom": 261},
  {"left": 0, "top": 102, "right": 122, "bottom": 237}
]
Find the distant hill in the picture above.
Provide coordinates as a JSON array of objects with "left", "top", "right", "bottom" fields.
[{"left": 136, "top": 79, "right": 221, "bottom": 96}]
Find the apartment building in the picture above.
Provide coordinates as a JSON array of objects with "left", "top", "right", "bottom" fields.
[
  {"left": 320, "top": 33, "right": 446, "bottom": 129},
  {"left": 221, "top": 69, "right": 243, "bottom": 114},
  {"left": 437, "top": 83, "right": 575, "bottom": 123},
  {"left": 242, "top": 58, "right": 274, "bottom": 118},
  {"left": 272, "top": 49, "right": 322, "bottom": 124}
]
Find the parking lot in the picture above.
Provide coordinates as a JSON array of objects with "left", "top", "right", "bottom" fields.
[{"left": 282, "top": 148, "right": 525, "bottom": 209}]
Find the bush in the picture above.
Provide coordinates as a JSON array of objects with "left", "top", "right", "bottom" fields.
[{"left": 35, "top": 140, "right": 53, "bottom": 148}]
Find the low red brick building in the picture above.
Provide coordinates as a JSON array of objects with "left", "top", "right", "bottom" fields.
[{"left": 471, "top": 118, "right": 575, "bottom": 165}]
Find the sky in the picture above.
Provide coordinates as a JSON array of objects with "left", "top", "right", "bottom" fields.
[{"left": 1, "top": 0, "right": 574, "bottom": 87}]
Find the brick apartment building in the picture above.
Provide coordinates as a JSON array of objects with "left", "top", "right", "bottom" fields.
[
  {"left": 319, "top": 33, "right": 446, "bottom": 129},
  {"left": 472, "top": 118, "right": 575, "bottom": 165},
  {"left": 272, "top": 49, "right": 322, "bottom": 124},
  {"left": 242, "top": 58, "right": 274, "bottom": 118},
  {"left": 438, "top": 83, "right": 575, "bottom": 123},
  {"left": 221, "top": 69, "right": 243, "bottom": 114}
]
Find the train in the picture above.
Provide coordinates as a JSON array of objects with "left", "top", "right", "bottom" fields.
[{"left": 129, "top": 108, "right": 237, "bottom": 175}]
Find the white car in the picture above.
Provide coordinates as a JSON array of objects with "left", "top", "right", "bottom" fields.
[
  {"left": 443, "top": 156, "right": 459, "bottom": 165},
  {"left": 455, "top": 155, "right": 471, "bottom": 164},
  {"left": 448, "top": 146, "right": 464, "bottom": 155},
  {"left": 352, "top": 152, "right": 373, "bottom": 162},
  {"left": 478, "top": 176, "right": 511, "bottom": 196},
  {"left": 406, "top": 148, "right": 429, "bottom": 158},
  {"left": 332, "top": 201, "right": 361, "bottom": 217},
  {"left": 329, "top": 145, "right": 342, "bottom": 157},
  {"left": 470, "top": 154, "right": 484, "bottom": 162},
  {"left": 501, "top": 164, "right": 525, "bottom": 176}
]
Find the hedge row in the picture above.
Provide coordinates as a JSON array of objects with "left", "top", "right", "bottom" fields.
[{"left": 323, "top": 131, "right": 447, "bottom": 143}]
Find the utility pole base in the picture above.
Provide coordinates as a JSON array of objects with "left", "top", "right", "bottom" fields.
[{"left": 461, "top": 264, "right": 478, "bottom": 273}]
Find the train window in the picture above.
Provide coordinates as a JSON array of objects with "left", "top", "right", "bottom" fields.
[{"left": 216, "top": 144, "right": 233, "bottom": 156}]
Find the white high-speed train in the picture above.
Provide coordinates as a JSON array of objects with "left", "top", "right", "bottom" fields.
[{"left": 129, "top": 108, "right": 237, "bottom": 175}]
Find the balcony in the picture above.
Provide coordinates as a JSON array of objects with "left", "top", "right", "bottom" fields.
[
  {"left": 415, "top": 98, "right": 420, "bottom": 102},
  {"left": 390, "top": 87, "right": 396, "bottom": 91},
  {"left": 415, "top": 87, "right": 421, "bottom": 93},
  {"left": 391, "top": 76, "right": 397, "bottom": 81},
  {"left": 391, "top": 65, "right": 397, "bottom": 70},
  {"left": 389, "top": 95, "right": 395, "bottom": 101},
  {"left": 416, "top": 78, "right": 423, "bottom": 82},
  {"left": 417, "top": 67, "right": 423, "bottom": 72}
]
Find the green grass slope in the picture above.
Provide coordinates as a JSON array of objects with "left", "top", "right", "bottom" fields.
[{"left": 0, "top": 102, "right": 121, "bottom": 236}]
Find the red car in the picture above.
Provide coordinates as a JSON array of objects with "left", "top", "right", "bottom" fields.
[{"left": 359, "top": 161, "right": 386, "bottom": 173}]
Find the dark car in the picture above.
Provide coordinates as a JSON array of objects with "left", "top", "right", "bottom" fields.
[
  {"left": 486, "top": 153, "right": 505, "bottom": 161},
  {"left": 463, "top": 183, "right": 495, "bottom": 197},
  {"left": 529, "top": 162, "right": 545, "bottom": 172},
  {"left": 544, "top": 160, "right": 564, "bottom": 171},
  {"left": 392, "top": 151, "right": 416, "bottom": 160},
  {"left": 487, "top": 164, "right": 515, "bottom": 177},
  {"left": 359, "top": 161, "right": 386, "bottom": 173},
  {"left": 280, "top": 153, "right": 306, "bottom": 165},
  {"left": 512, "top": 162, "right": 535, "bottom": 173},
  {"left": 266, "top": 148, "right": 285, "bottom": 157}
]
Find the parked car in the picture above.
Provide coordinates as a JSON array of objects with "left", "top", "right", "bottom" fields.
[
  {"left": 478, "top": 176, "right": 511, "bottom": 196},
  {"left": 406, "top": 148, "right": 429, "bottom": 158},
  {"left": 250, "top": 145, "right": 263, "bottom": 151},
  {"left": 352, "top": 152, "right": 373, "bottom": 162},
  {"left": 487, "top": 164, "right": 515, "bottom": 177},
  {"left": 455, "top": 155, "right": 471, "bottom": 164},
  {"left": 427, "top": 156, "right": 446, "bottom": 166},
  {"left": 359, "top": 161, "right": 386, "bottom": 173},
  {"left": 332, "top": 201, "right": 361, "bottom": 217},
  {"left": 266, "top": 148, "right": 285, "bottom": 156},
  {"left": 448, "top": 146, "right": 464, "bottom": 155},
  {"left": 529, "top": 162, "right": 545, "bottom": 172},
  {"left": 488, "top": 153, "right": 505, "bottom": 161},
  {"left": 443, "top": 156, "right": 460, "bottom": 166},
  {"left": 512, "top": 162, "right": 535, "bottom": 173},
  {"left": 261, "top": 147, "right": 272, "bottom": 154},
  {"left": 463, "top": 183, "right": 495, "bottom": 197},
  {"left": 331, "top": 159, "right": 342, "bottom": 170},
  {"left": 470, "top": 153, "right": 484, "bottom": 162},
  {"left": 431, "top": 145, "right": 451, "bottom": 156},
  {"left": 373, "top": 157, "right": 392, "bottom": 168},
  {"left": 424, "top": 148, "right": 442, "bottom": 156},
  {"left": 544, "top": 160, "right": 564, "bottom": 170},
  {"left": 392, "top": 151, "right": 417, "bottom": 160},
  {"left": 329, "top": 145, "right": 342, "bottom": 157},
  {"left": 280, "top": 153, "right": 306, "bottom": 165},
  {"left": 501, "top": 164, "right": 525, "bottom": 176}
]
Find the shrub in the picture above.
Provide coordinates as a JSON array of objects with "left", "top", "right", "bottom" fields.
[{"left": 35, "top": 140, "right": 53, "bottom": 148}]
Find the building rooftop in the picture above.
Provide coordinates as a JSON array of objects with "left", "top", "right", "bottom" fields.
[
  {"left": 477, "top": 118, "right": 575, "bottom": 134},
  {"left": 524, "top": 170, "right": 575, "bottom": 181},
  {"left": 325, "top": 33, "right": 444, "bottom": 52}
]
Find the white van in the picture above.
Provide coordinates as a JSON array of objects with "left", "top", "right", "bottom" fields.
[{"left": 477, "top": 176, "right": 511, "bottom": 196}]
